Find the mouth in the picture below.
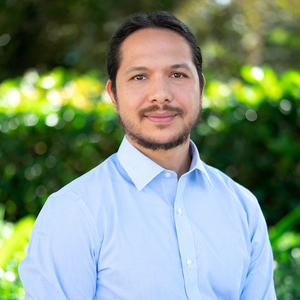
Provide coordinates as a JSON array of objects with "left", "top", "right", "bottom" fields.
[
  {"left": 140, "top": 104, "right": 183, "bottom": 124},
  {"left": 144, "top": 112, "right": 177, "bottom": 123}
]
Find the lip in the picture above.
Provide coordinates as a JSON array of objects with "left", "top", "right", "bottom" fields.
[{"left": 145, "top": 112, "right": 177, "bottom": 123}]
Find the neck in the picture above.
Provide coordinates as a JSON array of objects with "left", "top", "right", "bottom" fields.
[{"left": 127, "top": 136, "right": 192, "bottom": 179}]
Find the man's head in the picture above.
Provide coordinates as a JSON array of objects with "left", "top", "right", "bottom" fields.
[
  {"left": 107, "top": 11, "right": 204, "bottom": 97},
  {"left": 106, "top": 11, "right": 205, "bottom": 152}
]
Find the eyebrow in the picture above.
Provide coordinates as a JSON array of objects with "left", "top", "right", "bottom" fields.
[
  {"left": 125, "top": 63, "right": 192, "bottom": 75},
  {"left": 125, "top": 66, "right": 149, "bottom": 75},
  {"left": 170, "top": 63, "right": 191, "bottom": 71}
]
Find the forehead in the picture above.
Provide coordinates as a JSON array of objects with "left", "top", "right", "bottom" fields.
[{"left": 118, "top": 28, "right": 193, "bottom": 68}]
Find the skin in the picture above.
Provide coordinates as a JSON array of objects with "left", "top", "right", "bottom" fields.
[{"left": 106, "top": 28, "right": 205, "bottom": 178}]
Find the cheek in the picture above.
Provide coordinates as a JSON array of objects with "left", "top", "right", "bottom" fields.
[
  {"left": 121, "top": 92, "right": 145, "bottom": 111},
  {"left": 177, "top": 92, "right": 194, "bottom": 107},
  {"left": 116, "top": 97, "right": 139, "bottom": 118},
  {"left": 182, "top": 95, "right": 201, "bottom": 116}
]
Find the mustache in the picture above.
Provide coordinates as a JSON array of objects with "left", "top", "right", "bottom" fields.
[{"left": 139, "top": 104, "right": 184, "bottom": 118}]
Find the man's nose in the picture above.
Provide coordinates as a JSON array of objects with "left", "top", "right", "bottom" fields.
[{"left": 147, "top": 77, "right": 173, "bottom": 104}]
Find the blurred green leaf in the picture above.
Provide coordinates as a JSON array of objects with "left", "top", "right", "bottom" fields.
[
  {"left": 270, "top": 206, "right": 300, "bottom": 247},
  {"left": 0, "top": 215, "right": 35, "bottom": 269}
]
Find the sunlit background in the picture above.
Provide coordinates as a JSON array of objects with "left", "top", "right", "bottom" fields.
[{"left": 0, "top": 0, "right": 300, "bottom": 298}]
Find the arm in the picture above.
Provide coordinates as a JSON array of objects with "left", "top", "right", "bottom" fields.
[
  {"left": 18, "top": 194, "right": 100, "bottom": 300},
  {"left": 240, "top": 202, "right": 277, "bottom": 300}
]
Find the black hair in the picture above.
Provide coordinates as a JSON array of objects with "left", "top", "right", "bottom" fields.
[{"left": 107, "top": 11, "right": 204, "bottom": 96}]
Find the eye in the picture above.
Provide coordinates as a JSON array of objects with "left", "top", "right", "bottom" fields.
[
  {"left": 171, "top": 73, "right": 186, "bottom": 78},
  {"left": 133, "top": 75, "right": 146, "bottom": 81}
]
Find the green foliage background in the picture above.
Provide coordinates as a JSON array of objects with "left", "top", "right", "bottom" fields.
[{"left": 0, "top": 0, "right": 300, "bottom": 298}]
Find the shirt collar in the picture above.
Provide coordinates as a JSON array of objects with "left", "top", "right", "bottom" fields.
[
  {"left": 117, "top": 135, "right": 213, "bottom": 191},
  {"left": 189, "top": 140, "right": 214, "bottom": 187},
  {"left": 117, "top": 136, "right": 164, "bottom": 191}
]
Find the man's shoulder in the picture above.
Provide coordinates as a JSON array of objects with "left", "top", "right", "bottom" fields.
[
  {"left": 202, "top": 161, "right": 259, "bottom": 207},
  {"left": 31, "top": 153, "right": 124, "bottom": 244},
  {"left": 50, "top": 153, "right": 120, "bottom": 200}
]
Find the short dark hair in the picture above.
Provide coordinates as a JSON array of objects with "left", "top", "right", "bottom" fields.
[{"left": 107, "top": 11, "right": 204, "bottom": 96}]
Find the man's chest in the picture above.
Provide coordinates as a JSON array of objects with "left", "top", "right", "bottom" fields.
[{"left": 92, "top": 182, "right": 250, "bottom": 300}]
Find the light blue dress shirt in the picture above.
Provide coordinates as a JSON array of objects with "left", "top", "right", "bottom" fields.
[{"left": 19, "top": 136, "right": 276, "bottom": 300}]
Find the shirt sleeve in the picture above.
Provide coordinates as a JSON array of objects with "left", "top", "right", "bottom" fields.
[
  {"left": 18, "top": 194, "right": 100, "bottom": 300},
  {"left": 240, "top": 198, "right": 277, "bottom": 300}
]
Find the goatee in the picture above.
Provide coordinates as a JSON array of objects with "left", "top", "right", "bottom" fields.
[{"left": 118, "top": 104, "right": 201, "bottom": 151}]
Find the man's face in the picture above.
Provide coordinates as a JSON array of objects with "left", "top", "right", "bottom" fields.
[{"left": 106, "top": 28, "right": 204, "bottom": 151}]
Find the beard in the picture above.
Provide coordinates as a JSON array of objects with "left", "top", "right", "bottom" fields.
[{"left": 118, "top": 103, "right": 201, "bottom": 151}]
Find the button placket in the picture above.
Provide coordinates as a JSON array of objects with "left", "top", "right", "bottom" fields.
[
  {"left": 162, "top": 171, "right": 177, "bottom": 207},
  {"left": 173, "top": 175, "right": 203, "bottom": 300}
]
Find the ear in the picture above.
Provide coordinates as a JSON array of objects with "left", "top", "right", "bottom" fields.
[
  {"left": 106, "top": 80, "right": 119, "bottom": 114},
  {"left": 201, "top": 73, "right": 206, "bottom": 97}
]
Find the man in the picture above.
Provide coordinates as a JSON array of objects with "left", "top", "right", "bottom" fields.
[{"left": 19, "top": 11, "right": 276, "bottom": 300}]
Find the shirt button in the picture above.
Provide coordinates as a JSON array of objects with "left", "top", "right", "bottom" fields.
[
  {"left": 186, "top": 259, "right": 192, "bottom": 266},
  {"left": 177, "top": 208, "right": 182, "bottom": 214},
  {"left": 165, "top": 172, "right": 171, "bottom": 178}
]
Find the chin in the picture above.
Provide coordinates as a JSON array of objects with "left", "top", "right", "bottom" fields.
[{"left": 129, "top": 132, "right": 190, "bottom": 151}]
